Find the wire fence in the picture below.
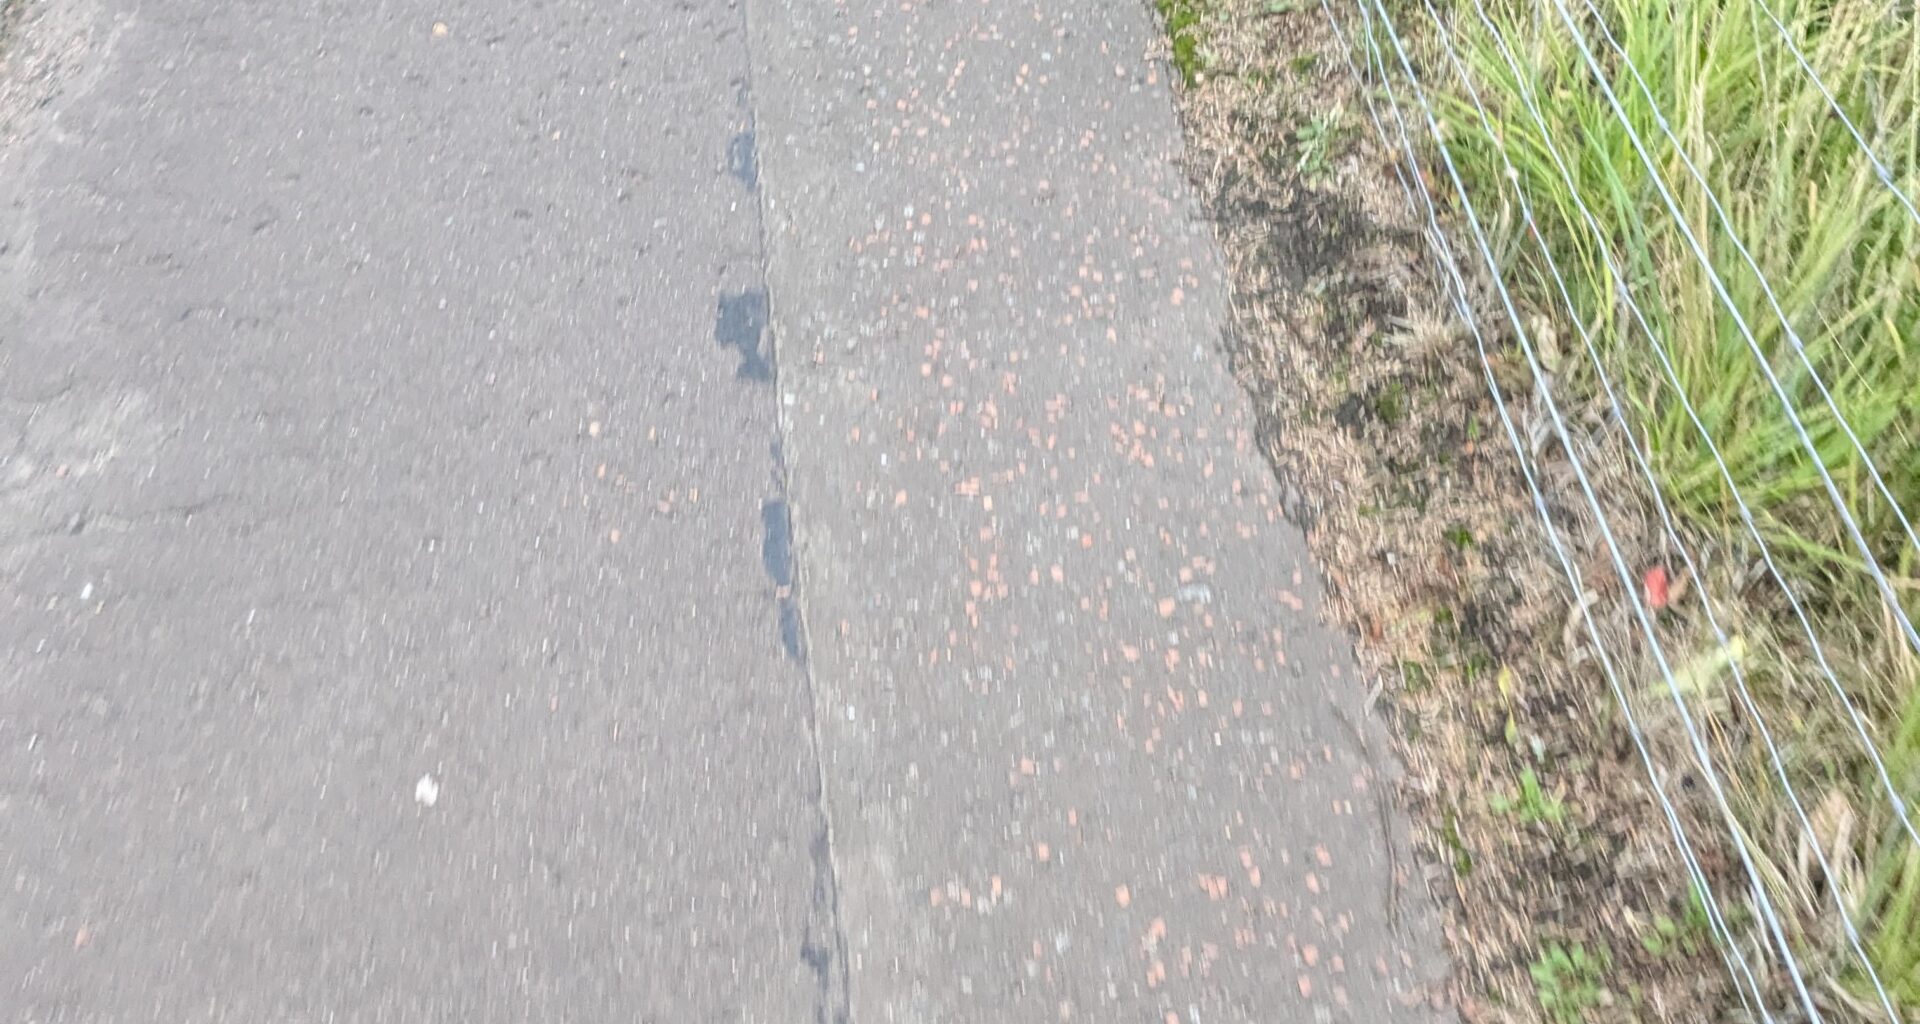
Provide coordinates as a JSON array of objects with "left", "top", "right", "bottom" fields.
[{"left": 1313, "top": 0, "right": 1919, "bottom": 1016}]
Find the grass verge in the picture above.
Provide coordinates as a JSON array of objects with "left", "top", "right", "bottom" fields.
[
  {"left": 1153, "top": 0, "right": 1920, "bottom": 1016},
  {"left": 1432, "top": 0, "right": 1918, "bottom": 595},
  {"left": 1150, "top": 0, "right": 1735, "bottom": 1015},
  {"left": 1427, "top": 0, "right": 1920, "bottom": 1012}
]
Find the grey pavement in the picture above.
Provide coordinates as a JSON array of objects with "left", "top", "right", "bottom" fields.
[{"left": 0, "top": 0, "right": 1447, "bottom": 1021}]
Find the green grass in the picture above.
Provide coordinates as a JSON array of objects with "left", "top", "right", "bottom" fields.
[
  {"left": 1372, "top": 377, "right": 1407, "bottom": 424},
  {"left": 1490, "top": 767, "right": 1567, "bottom": 825},
  {"left": 1424, "top": 0, "right": 1920, "bottom": 1009},
  {"left": 1638, "top": 893, "right": 1712, "bottom": 958},
  {"left": 1864, "top": 662, "right": 1920, "bottom": 1006},
  {"left": 1431, "top": 0, "right": 1918, "bottom": 598},
  {"left": 1293, "top": 110, "right": 1348, "bottom": 179},
  {"left": 1156, "top": 0, "right": 1209, "bottom": 86},
  {"left": 1529, "top": 941, "right": 1609, "bottom": 1022}
]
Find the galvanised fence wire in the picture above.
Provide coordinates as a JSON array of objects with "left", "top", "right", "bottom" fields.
[{"left": 1315, "top": 0, "right": 1920, "bottom": 1015}]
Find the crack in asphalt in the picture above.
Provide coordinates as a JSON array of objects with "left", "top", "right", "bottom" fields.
[{"left": 730, "top": 2, "right": 853, "bottom": 1018}]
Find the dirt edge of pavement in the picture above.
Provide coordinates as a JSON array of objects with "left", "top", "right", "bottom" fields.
[{"left": 1147, "top": 2, "right": 1736, "bottom": 1020}]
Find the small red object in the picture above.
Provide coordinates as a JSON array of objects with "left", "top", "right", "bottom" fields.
[{"left": 1644, "top": 566, "right": 1671, "bottom": 610}]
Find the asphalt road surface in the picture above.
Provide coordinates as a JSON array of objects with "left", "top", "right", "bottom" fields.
[{"left": 1, "top": 0, "right": 1448, "bottom": 1020}]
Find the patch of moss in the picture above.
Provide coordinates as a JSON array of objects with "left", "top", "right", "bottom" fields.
[{"left": 1372, "top": 379, "right": 1407, "bottom": 426}]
